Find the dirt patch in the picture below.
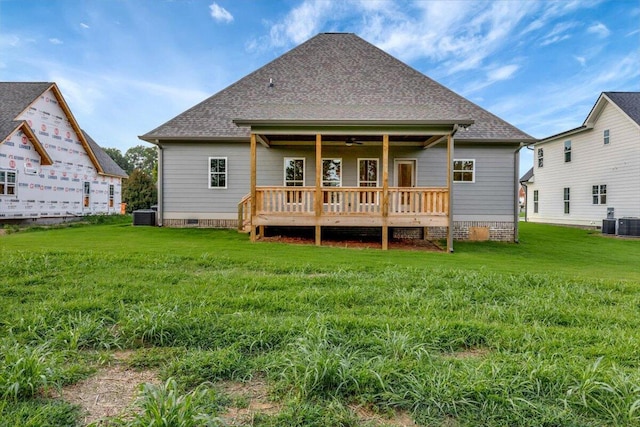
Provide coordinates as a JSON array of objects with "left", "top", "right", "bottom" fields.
[
  {"left": 447, "top": 347, "right": 491, "bottom": 359},
  {"left": 350, "top": 404, "right": 418, "bottom": 426},
  {"left": 261, "top": 235, "right": 444, "bottom": 251},
  {"left": 57, "top": 351, "right": 160, "bottom": 426},
  {"left": 218, "top": 376, "right": 281, "bottom": 425}
]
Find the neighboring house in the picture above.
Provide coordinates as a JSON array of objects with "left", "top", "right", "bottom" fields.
[
  {"left": 522, "top": 92, "right": 640, "bottom": 227},
  {"left": 0, "top": 82, "right": 128, "bottom": 222},
  {"left": 140, "top": 33, "right": 534, "bottom": 250}
]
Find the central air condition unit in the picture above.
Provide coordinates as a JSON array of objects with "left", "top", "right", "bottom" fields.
[
  {"left": 618, "top": 218, "right": 640, "bottom": 236},
  {"left": 602, "top": 218, "right": 616, "bottom": 235},
  {"left": 132, "top": 209, "right": 156, "bottom": 226}
]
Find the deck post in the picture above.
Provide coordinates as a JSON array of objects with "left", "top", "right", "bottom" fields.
[
  {"left": 447, "top": 132, "right": 454, "bottom": 252},
  {"left": 315, "top": 134, "right": 322, "bottom": 246},
  {"left": 250, "top": 133, "right": 257, "bottom": 242},
  {"left": 382, "top": 134, "right": 389, "bottom": 250}
]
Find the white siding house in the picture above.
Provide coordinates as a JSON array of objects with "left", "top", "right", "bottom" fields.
[
  {"left": 1, "top": 82, "right": 128, "bottom": 222},
  {"left": 523, "top": 92, "right": 640, "bottom": 227}
]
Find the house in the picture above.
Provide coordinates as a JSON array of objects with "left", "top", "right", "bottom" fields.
[
  {"left": 140, "top": 33, "right": 534, "bottom": 250},
  {"left": 522, "top": 92, "right": 640, "bottom": 227},
  {"left": 0, "top": 82, "right": 128, "bottom": 222}
]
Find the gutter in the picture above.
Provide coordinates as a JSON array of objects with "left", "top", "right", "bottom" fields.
[{"left": 513, "top": 142, "right": 526, "bottom": 243}]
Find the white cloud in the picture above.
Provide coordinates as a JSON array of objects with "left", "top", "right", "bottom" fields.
[
  {"left": 539, "top": 21, "right": 578, "bottom": 46},
  {"left": 80, "top": 23, "right": 90, "bottom": 29},
  {"left": 487, "top": 64, "right": 520, "bottom": 82},
  {"left": 574, "top": 56, "right": 586, "bottom": 66},
  {"left": 209, "top": 2, "right": 233, "bottom": 23},
  {"left": 268, "top": 0, "right": 336, "bottom": 47},
  {"left": 587, "top": 22, "right": 610, "bottom": 38},
  {"left": 49, "top": 38, "right": 63, "bottom": 45}
]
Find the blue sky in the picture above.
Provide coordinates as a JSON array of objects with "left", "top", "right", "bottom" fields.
[{"left": 1, "top": 0, "right": 639, "bottom": 172}]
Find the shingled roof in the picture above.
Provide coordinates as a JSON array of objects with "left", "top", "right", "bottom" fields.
[
  {"left": 141, "top": 33, "right": 533, "bottom": 143},
  {"left": 0, "top": 82, "right": 127, "bottom": 178},
  {"left": 604, "top": 92, "right": 640, "bottom": 126}
]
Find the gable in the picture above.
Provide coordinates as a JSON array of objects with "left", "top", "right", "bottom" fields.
[
  {"left": 141, "top": 33, "right": 533, "bottom": 144},
  {"left": 0, "top": 121, "right": 53, "bottom": 167}
]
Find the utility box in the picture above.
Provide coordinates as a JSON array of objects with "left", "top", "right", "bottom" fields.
[
  {"left": 607, "top": 207, "right": 615, "bottom": 219},
  {"left": 132, "top": 210, "right": 156, "bottom": 226}
]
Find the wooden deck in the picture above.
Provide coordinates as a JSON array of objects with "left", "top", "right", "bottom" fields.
[{"left": 238, "top": 186, "right": 448, "bottom": 231}]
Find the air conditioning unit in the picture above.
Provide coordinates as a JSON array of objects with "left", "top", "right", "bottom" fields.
[
  {"left": 602, "top": 218, "right": 616, "bottom": 235},
  {"left": 618, "top": 218, "right": 640, "bottom": 236},
  {"left": 132, "top": 209, "right": 156, "bottom": 226}
]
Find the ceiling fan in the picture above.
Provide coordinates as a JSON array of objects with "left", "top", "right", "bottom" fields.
[{"left": 345, "top": 137, "right": 363, "bottom": 146}]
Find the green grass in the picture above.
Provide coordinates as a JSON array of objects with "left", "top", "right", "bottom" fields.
[{"left": 0, "top": 220, "right": 639, "bottom": 426}]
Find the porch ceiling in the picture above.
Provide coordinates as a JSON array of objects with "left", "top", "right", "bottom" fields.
[{"left": 260, "top": 134, "right": 441, "bottom": 146}]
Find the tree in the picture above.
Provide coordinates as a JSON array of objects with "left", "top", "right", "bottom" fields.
[
  {"left": 122, "top": 169, "right": 157, "bottom": 213},
  {"left": 125, "top": 145, "right": 157, "bottom": 176},
  {"left": 103, "top": 147, "right": 132, "bottom": 173}
]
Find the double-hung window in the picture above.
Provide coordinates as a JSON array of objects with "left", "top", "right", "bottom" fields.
[
  {"left": 563, "top": 187, "right": 570, "bottom": 214},
  {"left": 564, "top": 141, "right": 571, "bottom": 163},
  {"left": 533, "top": 190, "right": 539, "bottom": 213},
  {"left": 284, "top": 158, "right": 305, "bottom": 204},
  {"left": 0, "top": 170, "right": 16, "bottom": 195},
  {"left": 109, "top": 184, "right": 115, "bottom": 208},
  {"left": 604, "top": 129, "right": 610, "bottom": 145},
  {"left": 209, "top": 157, "right": 227, "bottom": 189},
  {"left": 453, "top": 159, "right": 475, "bottom": 182},
  {"left": 322, "top": 159, "right": 342, "bottom": 204},
  {"left": 358, "top": 158, "right": 379, "bottom": 204},
  {"left": 592, "top": 185, "right": 607, "bottom": 205},
  {"left": 537, "top": 148, "right": 544, "bottom": 168}
]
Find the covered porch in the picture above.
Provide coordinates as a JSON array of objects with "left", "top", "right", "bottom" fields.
[{"left": 235, "top": 120, "right": 472, "bottom": 251}]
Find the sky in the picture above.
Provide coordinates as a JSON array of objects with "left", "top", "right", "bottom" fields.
[{"left": 1, "top": 0, "right": 639, "bottom": 173}]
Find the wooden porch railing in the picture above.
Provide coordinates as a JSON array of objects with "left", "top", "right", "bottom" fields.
[{"left": 238, "top": 187, "right": 448, "bottom": 231}]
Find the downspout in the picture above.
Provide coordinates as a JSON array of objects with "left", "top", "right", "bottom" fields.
[
  {"left": 513, "top": 142, "right": 526, "bottom": 243},
  {"left": 447, "top": 125, "right": 459, "bottom": 253},
  {"left": 156, "top": 142, "right": 163, "bottom": 227},
  {"left": 523, "top": 145, "right": 534, "bottom": 223}
]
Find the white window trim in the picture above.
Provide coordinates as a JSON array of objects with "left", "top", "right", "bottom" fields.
[
  {"left": 604, "top": 129, "right": 610, "bottom": 145},
  {"left": 321, "top": 158, "right": 342, "bottom": 187},
  {"left": 283, "top": 157, "right": 305, "bottom": 186},
  {"left": 563, "top": 187, "right": 570, "bottom": 214},
  {"left": 592, "top": 184, "right": 607, "bottom": 205},
  {"left": 0, "top": 169, "right": 17, "bottom": 196},
  {"left": 537, "top": 148, "right": 544, "bottom": 168},
  {"left": 208, "top": 157, "right": 228, "bottom": 189},
  {"left": 357, "top": 158, "right": 379, "bottom": 187},
  {"left": 453, "top": 159, "right": 475, "bottom": 183},
  {"left": 564, "top": 140, "right": 571, "bottom": 163}
]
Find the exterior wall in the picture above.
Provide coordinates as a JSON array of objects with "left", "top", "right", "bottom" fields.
[
  {"left": 160, "top": 140, "right": 517, "bottom": 239},
  {"left": 527, "top": 102, "right": 640, "bottom": 226},
  {"left": 0, "top": 89, "right": 122, "bottom": 220}
]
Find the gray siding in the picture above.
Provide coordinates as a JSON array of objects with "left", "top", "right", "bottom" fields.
[
  {"left": 161, "top": 141, "right": 515, "bottom": 219},
  {"left": 453, "top": 145, "right": 516, "bottom": 218}
]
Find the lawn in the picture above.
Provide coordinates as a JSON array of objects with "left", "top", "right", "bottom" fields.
[{"left": 1, "top": 218, "right": 639, "bottom": 426}]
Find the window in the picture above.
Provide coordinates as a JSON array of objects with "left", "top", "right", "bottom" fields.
[
  {"left": 109, "top": 185, "right": 114, "bottom": 208},
  {"left": 358, "top": 158, "right": 379, "bottom": 187},
  {"left": 604, "top": 129, "right": 610, "bottom": 145},
  {"left": 533, "top": 190, "right": 539, "bottom": 213},
  {"left": 322, "top": 159, "right": 342, "bottom": 187},
  {"left": 0, "top": 170, "right": 17, "bottom": 195},
  {"left": 537, "top": 148, "right": 544, "bottom": 168},
  {"left": 209, "top": 157, "right": 227, "bottom": 188},
  {"left": 83, "top": 182, "right": 90, "bottom": 207},
  {"left": 284, "top": 158, "right": 305, "bottom": 186},
  {"left": 453, "top": 159, "right": 475, "bottom": 182},
  {"left": 564, "top": 140, "right": 571, "bottom": 163},
  {"left": 563, "top": 187, "right": 570, "bottom": 214},
  {"left": 592, "top": 185, "right": 607, "bottom": 205}
]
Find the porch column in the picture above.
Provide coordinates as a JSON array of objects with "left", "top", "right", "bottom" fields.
[
  {"left": 315, "top": 134, "right": 322, "bottom": 246},
  {"left": 382, "top": 134, "right": 389, "bottom": 250},
  {"left": 250, "top": 133, "right": 257, "bottom": 242},
  {"left": 447, "top": 132, "right": 454, "bottom": 252}
]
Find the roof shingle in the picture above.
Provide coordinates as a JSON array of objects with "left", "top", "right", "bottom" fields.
[{"left": 142, "top": 33, "right": 533, "bottom": 142}]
